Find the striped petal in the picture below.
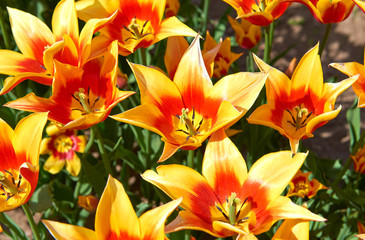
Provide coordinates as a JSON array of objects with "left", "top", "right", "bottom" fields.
[
  {"left": 95, "top": 176, "right": 140, "bottom": 239},
  {"left": 291, "top": 44, "right": 323, "bottom": 103},
  {"left": 154, "top": 17, "right": 197, "bottom": 43},
  {"left": 0, "top": 118, "right": 16, "bottom": 170},
  {"left": 139, "top": 198, "right": 182, "bottom": 240},
  {"left": 202, "top": 129, "right": 248, "bottom": 206},
  {"left": 142, "top": 165, "right": 221, "bottom": 225},
  {"left": 173, "top": 35, "right": 213, "bottom": 112},
  {"left": 272, "top": 218, "right": 309, "bottom": 240},
  {"left": 52, "top": 0, "right": 79, "bottom": 42},
  {"left": 241, "top": 152, "right": 307, "bottom": 213},
  {"left": 164, "top": 36, "right": 189, "bottom": 79},
  {"left": 7, "top": 7, "right": 54, "bottom": 64},
  {"left": 43, "top": 220, "right": 97, "bottom": 240}
]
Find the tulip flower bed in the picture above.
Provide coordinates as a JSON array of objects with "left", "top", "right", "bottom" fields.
[{"left": 0, "top": 0, "right": 365, "bottom": 239}]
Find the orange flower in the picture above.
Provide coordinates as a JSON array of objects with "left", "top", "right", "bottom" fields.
[
  {"left": 164, "top": 36, "right": 221, "bottom": 79},
  {"left": 350, "top": 146, "right": 365, "bottom": 174},
  {"left": 43, "top": 176, "right": 182, "bottom": 239},
  {"left": 330, "top": 49, "right": 365, "bottom": 108},
  {"left": 202, "top": 31, "right": 243, "bottom": 78},
  {"left": 142, "top": 129, "right": 325, "bottom": 238},
  {"left": 0, "top": 0, "right": 114, "bottom": 95},
  {"left": 0, "top": 112, "right": 48, "bottom": 212},
  {"left": 76, "top": 0, "right": 196, "bottom": 56},
  {"left": 248, "top": 44, "right": 357, "bottom": 154},
  {"left": 5, "top": 41, "right": 134, "bottom": 130},
  {"left": 292, "top": 0, "right": 355, "bottom": 23},
  {"left": 287, "top": 170, "right": 328, "bottom": 199},
  {"left": 358, "top": 221, "right": 365, "bottom": 234},
  {"left": 165, "top": 0, "right": 180, "bottom": 17},
  {"left": 40, "top": 123, "right": 87, "bottom": 177},
  {"left": 78, "top": 195, "right": 99, "bottom": 212},
  {"left": 222, "top": 0, "right": 291, "bottom": 26},
  {"left": 228, "top": 16, "right": 261, "bottom": 50},
  {"left": 111, "top": 36, "right": 267, "bottom": 162}
]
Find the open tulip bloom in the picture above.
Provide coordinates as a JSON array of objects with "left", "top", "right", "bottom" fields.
[
  {"left": 222, "top": 0, "right": 291, "bottom": 26},
  {"left": 5, "top": 41, "right": 134, "bottom": 130},
  {"left": 0, "top": 0, "right": 115, "bottom": 95},
  {"left": 142, "top": 129, "right": 325, "bottom": 239},
  {"left": 111, "top": 35, "right": 268, "bottom": 162},
  {"left": 0, "top": 112, "right": 48, "bottom": 212},
  {"left": 330, "top": 48, "right": 365, "bottom": 108},
  {"left": 248, "top": 44, "right": 357, "bottom": 154},
  {"left": 43, "top": 176, "right": 182, "bottom": 240},
  {"left": 75, "top": 0, "right": 197, "bottom": 56}
]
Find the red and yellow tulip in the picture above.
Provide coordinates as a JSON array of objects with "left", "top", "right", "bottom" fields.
[
  {"left": 0, "top": 112, "right": 48, "bottom": 212},
  {"left": 76, "top": 0, "right": 196, "bottom": 56},
  {"left": 40, "top": 123, "right": 87, "bottom": 177},
  {"left": 228, "top": 16, "right": 261, "bottom": 50},
  {"left": 111, "top": 36, "right": 267, "bottom": 162},
  {"left": 292, "top": 0, "right": 355, "bottom": 23},
  {"left": 330, "top": 49, "right": 365, "bottom": 108},
  {"left": 202, "top": 31, "right": 243, "bottom": 78},
  {"left": 248, "top": 44, "right": 357, "bottom": 154},
  {"left": 350, "top": 146, "right": 365, "bottom": 174},
  {"left": 43, "top": 176, "right": 182, "bottom": 239},
  {"left": 222, "top": 0, "right": 291, "bottom": 26},
  {"left": 0, "top": 0, "right": 114, "bottom": 95},
  {"left": 272, "top": 215, "right": 309, "bottom": 240},
  {"left": 287, "top": 170, "right": 328, "bottom": 199},
  {"left": 142, "top": 129, "right": 325, "bottom": 238},
  {"left": 165, "top": 0, "right": 180, "bottom": 17},
  {"left": 5, "top": 41, "right": 134, "bottom": 130}
]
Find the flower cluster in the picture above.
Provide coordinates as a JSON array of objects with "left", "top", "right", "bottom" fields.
[{"left": 0, "top": 0, "right": 364, "bottom": 239}]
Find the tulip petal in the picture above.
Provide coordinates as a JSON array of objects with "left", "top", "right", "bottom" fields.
[
  {"left": 95, "top": 176, "right": 140, "bottom": 239},
  {"left": 173, "top": 35, "right": 213, "bottom": 112},
  {"left": 12, "top": 112, "right": 48, "bottom": 167},
  {"left": 164, "top": 36, "right": 189, "bottom": 79},
  {"left": 128, "top": 62, "right": 184, "bottom": 115},
  {"left": 0, "top": 50, "right": 47, "bottom": 76},
  {"left": 241, "top": 151, "right": 307, "bottom": 212},
  {"left": 0, "top": 118, "right": 16, "bottom": 170},
  {"left": 210, "top": 71, "right": 267, "bottom": 111},
  {"left": 52, "top": 0, "right": 79, "bottom": 42},
  {"left": 7, "top": 7, "right": 54, "bottom": 64},
  {"left": 272, "top": 218, "right": 309, "bottom": 240},
  {"left": 43, "top": 220, "right": 97, "bottom": 240},
  {"left": 203, "top": 129, "right": 247, "bottom": 204},
  {"left": 139, "top": 198, "right": 182, "bottom": 240},
  {"left": 154, "top": 17, "right": 197, "bottom": 43},
  {"left": 43, "top": 155, "right": 66, "bottom": 175},
  {"left": 166, "top": 211, "right": 229, "bottom": 237},
  {"left": 142, "top": 165, "right": 221, "bottom": 224},
  {"left": 291, "top": 44, "right": 323, "bottom": 102},
  {"left": 252, "top": 53, "right": 291, "bottom": 102},
  {"left": 0, "top": 73, "right": 52, "bottom": 95}
]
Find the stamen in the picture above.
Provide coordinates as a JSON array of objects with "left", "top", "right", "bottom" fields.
[{"left": 286, "top": 105, "right": 312, "bottom": 131}]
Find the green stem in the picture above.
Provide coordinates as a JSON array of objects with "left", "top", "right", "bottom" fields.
[
  {"left": 83, "top": 128, "right": 95, "bottom": 157},
  {"left": 91, "top": 125, "right": 113, "bottom": 176},
  {"left": 22, "top": 204, "right": 41, "bottom": 240},
  {"left": 187, "top": 150, "right": 195, "bottom": 169},
  {"left": 140, "top": 47, "right": 147, "bottom": 66},
  {"left": 332, "top": 157, "right": 352, "bottom": 187},
  {"left": 201, "top": 0, "right": 210, "bottom": 33},
  {"left": 0, "top": 7, "right": 11, "bottom": 49},
  {"left": 184, "top": 230, "right": 191, "bottom": 240},
  {"left": 0, "top": 212, "right": 27, "bottom": 240},
  {"left": 318, "top": 23, "right": 332, "bottom": 56},
  {"left": 263, "top": 22, "right": 274, "bottom": 63}
]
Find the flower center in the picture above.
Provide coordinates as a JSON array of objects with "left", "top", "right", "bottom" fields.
[
  {"left": 72, "top": 88, "right": 100, "bottom": 115},
  {"left": 123, "top": 17, "right": 153, "bottom": 42},
  {"left": 54, "top": 135, "right": 74, "bottom": 153},
  {"left": 285, "top": 104, "right": 313, "bottom": 131},
  {"left": 0, "top": 170, "right": 25, "bottom": 201},
  {"left": 175, "top": 108, "right": 204, "bottom": 139},
  {"left": 216, "top": 193, "right": 250, "bottom": 226},
  {"left": 295, "top": 180, "right": 309, "bottom": 195}
]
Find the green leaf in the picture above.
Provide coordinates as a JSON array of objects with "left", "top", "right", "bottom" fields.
[
  {"left": 346, "top": 100, "right": 361, "bottom": 150},
  {"left": 29, "top": 184, "right": 52, "bottom": 212}
]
